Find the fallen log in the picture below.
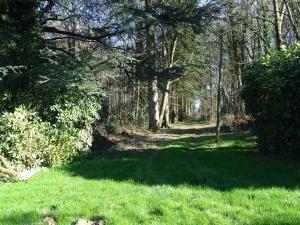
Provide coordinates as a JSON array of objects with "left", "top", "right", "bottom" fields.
[
  {"left": 0, "top": 155, "right": 41, "bottom": 181},
  {"left": 17, "top": 168, "right": 41, "bottom": 180},
  {"left": 0, "top": 155, "right": 18, "bottom": 179}
]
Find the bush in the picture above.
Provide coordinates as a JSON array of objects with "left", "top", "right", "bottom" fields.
[
  {"left": 49, "top": 90, "right": 101, "bottom": 129},
  {"left": 221, "top": 114, "right": 251, "bottom": 132},
  {"left": 0, "top": 107, "right": 47, "bottom": 168},
  {"left": 0, "top": 91, "right": 101, "bottom": 169},
  {"left": 242, "top": 44, "right": 300, "bottom": 155}
]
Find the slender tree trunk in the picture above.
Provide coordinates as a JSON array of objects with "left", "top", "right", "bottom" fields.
[
  {"left": 135, "top": 80, "right": 140, "bottom": 120},
  {"left": 239, "top": 31, "right": 246, "bottom": 115},
  {"left": 262, "top": 4, "right": 271, "bottom": 54},
  {"left": 216, "top": 36, "right": 224, "bottom": 143},
  {"left": 134, "top": 27, "right": 143, "bottom": 120},
  {"left": 180, "top": 94, "right": 184, "bottom": 121},
  {"left": 208, "top": 35, "right": 214, "bottom": 122},
  {"left": 283, "top": 0, "right": 300, "bottom": 41},
  {"left": 175, "top": 94, "right": 179, "bottom": 123},
  {"left": 185, "top": 100, "right": 189, "bottom": 118},
  {"left": 159, "top": 80, "right": 171, "bottom": 127},
  {"left": 165, "top": 95, "right": 170, "bottom": 127},
  {"left": 273, "top": 0, "right": 284, "bottom": 50},
  {"left": 209, "top": 70, "right": 214, "bottom": 122}
]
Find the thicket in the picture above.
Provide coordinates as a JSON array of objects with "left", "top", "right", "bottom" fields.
[{"left": 242, "top": 44, "right": 300, "bottom": 155}]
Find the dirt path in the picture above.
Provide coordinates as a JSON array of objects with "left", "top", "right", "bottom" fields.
[{"left": 106, "top": 122, "right": 215, "bottom": 150}]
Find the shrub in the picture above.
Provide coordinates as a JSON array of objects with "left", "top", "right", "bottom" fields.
[
  {"left": 231, "top": 115, "right": 250, "bottom": 131},
  {"left": 221, "top": 114, "right": 251, "bottom": 132},
  {"left": 242, "top": 44, "right": 300, "bottom": 155},
  {"left": 0, "top": 107, "right": 47, "bottom": 168},
  {"left": 50, "top": 91, "right": 101, "bottom": 129},
  {"left": 0, "top": 91, "right": 100, "bottom": 169}
]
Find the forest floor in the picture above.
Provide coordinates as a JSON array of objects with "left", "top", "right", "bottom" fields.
[{"left": 1, "top": 123, "right": 300, "bottom": 225}]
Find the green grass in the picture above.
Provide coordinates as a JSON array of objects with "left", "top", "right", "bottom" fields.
[{"left": 1, "top": 130, "right": 300, "bottom": 225}]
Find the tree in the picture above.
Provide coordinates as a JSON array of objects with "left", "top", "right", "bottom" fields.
[
  {"left": 0, "top": 0, "right": 46, "bottom": 90},
  {"left": 144, "top": 0, "right": 160, "bottom": 131}
]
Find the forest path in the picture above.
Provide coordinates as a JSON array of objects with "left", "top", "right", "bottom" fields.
[{"left": 108, "top": 122, "right": 216, "bottom": 151}]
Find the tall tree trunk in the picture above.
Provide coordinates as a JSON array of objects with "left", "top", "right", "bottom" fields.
[
  {"left": 209, "top": 67, "right": 214, "bottom": 122},
  {"left": 146, "top": 0, "right": 159, "bottom": 131},
  {"left": 216, "top": 36, "right": 224, "bottom": 143},
  {"left": 165, "top": 95, "right": 170, "bottom": 127},
  {"left": 208, "top": 35, "right": 214, "bottom": 122},
  {"left": 262, "top": 3, "right": 271, "bottom": 54},
  {"left": 175, "top": 94, "right": 179, "bottom": 123},
  {"left": 135, "top": 80, "right": 140, "bottom": 120},
  {"left": 134, "top": 29, "right": 143, "bottom": 120},
  {"left": 273, "top": 0, "right": 284, "bottom": 50},
  {"left": 148, "top": 78, "right": 160, "bottom": 131},
  {"left": 239, "top": 29, "right": 246, "bottom": 115}
]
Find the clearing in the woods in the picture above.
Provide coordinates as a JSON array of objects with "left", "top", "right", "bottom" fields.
[{"left": 1, "top": 123, "right": 300, "bottom": 225}]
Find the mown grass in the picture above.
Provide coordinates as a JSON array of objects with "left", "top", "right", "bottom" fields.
[{"left": 1, "top": 128, "right": 300, "bottom": 225}]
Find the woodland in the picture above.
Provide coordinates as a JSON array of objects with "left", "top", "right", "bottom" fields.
[{"left": 0, "top": 0, "right": 300, "bottom": 224}]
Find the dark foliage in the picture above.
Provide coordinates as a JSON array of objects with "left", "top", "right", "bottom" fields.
[{"left": 242, "top": 44, "right": 300, "bottom": 155}]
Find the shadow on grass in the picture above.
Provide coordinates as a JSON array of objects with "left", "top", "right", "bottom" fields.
[
  {"left": 0, "top": 211, "right": 41, "bottom": 225},
  {"left": 62, "top": 132, "right": 300, "bottom": 191}
]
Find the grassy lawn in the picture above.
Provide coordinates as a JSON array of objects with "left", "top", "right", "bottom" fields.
[{"left": 1, "top": 128, "right": 300, "bottom": 225}]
